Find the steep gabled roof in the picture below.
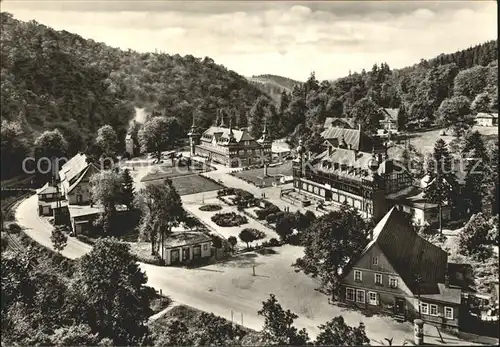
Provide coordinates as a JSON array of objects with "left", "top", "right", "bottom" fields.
[
  {"left": 59, "top": 153, "right": 90, "bottom": 184},
  {"left": 323, "top": 117, "right": 356, "bottom": 129},
  {"left": 201, "top": 126, "right": 257, "bottom": 144},
  {"left": 380, "top": 108, "right": 399, "bottom": 122},
  {"left": 353, "top": 207, "right": 448, "bottom": 294}
]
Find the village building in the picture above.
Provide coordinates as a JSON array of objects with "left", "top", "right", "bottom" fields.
[
  {"left": 59, "top": 153, "right": 100, "bottom": 205},
  {"left": 379, "top": 108, "right": 399, "bottom": 133},
  {"left": 36, "top": 182, "right": 66, "bottom": 216},
  {"left": 293, "top": 127, "right": 412, "bottom": 221},
  {"left": 162, "top": 232, "right": 213, "bottom": 265},
  {"left": 340, "top": 207, "right": 464, "bottom": 332},
  {"left": 188, "top": 111, "right": 272, "bottom": 167},
  {"left": 475, "top": 112, "right": 498, "bottom": 127},
  {"left": 323, "top": 117, "right": 356, "bottom": 129},
  {"left": 69, "top": 205, "right": 102, "bottom": 235},
  {"left": 391, "top": 189, "right": 452, "bottom": 226}
]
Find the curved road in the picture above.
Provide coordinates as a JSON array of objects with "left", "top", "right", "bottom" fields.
[{"left": 16, "top": 194, "right": 481, "bottom": 346}]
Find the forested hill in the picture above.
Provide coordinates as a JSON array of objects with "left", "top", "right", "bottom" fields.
[
  {"left": 0, "top": 13, "right": 269, "bottom": 150},
  {"left": 248, "top": 74, "right": 301, "bottom": 103},
  {"left": 271, "top": 39, "right": 497, "bottom": 149}
]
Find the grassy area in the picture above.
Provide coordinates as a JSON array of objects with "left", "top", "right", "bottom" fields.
[
  {"left": 141, "top": 162, "right": 208, "bottom": 182},
  {"left": 388, "top": 126, "right": 498, "bottom": 159},
  {"left": 146, "top": 174, "right": 223, "bottom": 196},
  {"left": 233, "top": 161, "right": 292, "bottom": 187},
  {"left": 150, "top": 293, "right": 172, "bottom": 315}
]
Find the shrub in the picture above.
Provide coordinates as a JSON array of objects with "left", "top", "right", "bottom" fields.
[
  {"left": 239, "top": 228, "right": 265, "bottom": 249},
  {"left": 211, "top": 212, "right": 248, "bottom": 227},
  {"left": 268, "top": 238, "right": 280, "bottom": 247},
  {"left": 265, "top": 213, "right": 277, "bottom": 224},
  {"left": 8, "top": 223, "right": 21, "bottom": 234},
  {"left": 199, "top": 204, "right": 222, "bottom": 212},
  {"left": 1, "top": 235, "right": 8, "bottom": 251},
  {"left": 76, "top": 234, "right": 96, "bottom": 245}
]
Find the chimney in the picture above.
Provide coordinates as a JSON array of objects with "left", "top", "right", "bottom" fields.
[{"left": 444, "top": 274, "right": 450, "bottom": 288}]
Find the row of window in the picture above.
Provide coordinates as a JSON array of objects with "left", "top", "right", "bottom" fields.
[
  {"left": 346, "top": 288, "right": 379, "bottom": 305},
  {"left": 354, "top": 269, "right": 399, "bottom": 288},
  {"left": 420, "top": 303, "right": 454, "bottom": 319}
]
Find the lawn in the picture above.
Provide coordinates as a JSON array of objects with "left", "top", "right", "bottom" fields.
[
  {"left": 145, "top": 174, "right": 223, "bottom": 196},
  {"left": 388, "top": 126, "right": 498, "bottom": 159},
  {"left": 141, "top": 162, "right": 208, "bottom": 182},
  {"left": 233, "top": 161, "right": 293, "bottom": 187}
]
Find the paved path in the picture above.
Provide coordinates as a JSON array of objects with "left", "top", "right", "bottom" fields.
[{"left": 15, "top": 192, "right": 482, "bottom": 346}]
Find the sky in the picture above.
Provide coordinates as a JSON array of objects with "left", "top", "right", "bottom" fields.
[{"left": 2, "top": 0, "right": 497, "bottom": 81}]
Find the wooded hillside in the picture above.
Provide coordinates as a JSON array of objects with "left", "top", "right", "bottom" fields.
[{"left": 0, "top": 13, "right": 269, "bottom": 155}]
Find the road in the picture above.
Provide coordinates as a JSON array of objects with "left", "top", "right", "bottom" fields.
[{"left": 15, "top": 186, "right": 482, "bottom": 346}]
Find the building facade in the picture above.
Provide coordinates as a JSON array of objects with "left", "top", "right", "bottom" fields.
[
  {"left": 59, "top": 153, "right": 100, "bottom": 205},
  {"left": 340, "top": 208, "right": 463, "bottom": 332},
  {"left": 162, "top": 232, "right": 212, "bottom": 265},
  {"left": 379, "top": 108, "right": 399, "bottom": 133},
  {"left": 475, "top": 112, "right": 498, "bottom": 127},
  {"left": 189, "top": 111, "right": 272, "bottom": 167},
  {"left": 37, "top": 182, "right": 66, "bottom": 216},
  {"left": 293, "top": 127, "right": 413, "bottom": 221}
]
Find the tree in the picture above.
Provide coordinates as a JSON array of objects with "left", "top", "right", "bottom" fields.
[
  {"left": 138, "top": 178, "right": 185, "bottom": 257},
  {"left": 227, "top": 236, "right": 237, "bottom": 252},
  {"left": 396, "top": 104, "right": 408, "bottom": 132},
  {"left": 50, "top": 324, "right": 102, "bottom": 346},
  {"left": 96, "top": 124, "right": 118, "bottom": 156},
  {"left": 120, "top": 168, "right": 135, "bottom": 210},
  {"left": 295, "top": 204, "right": 368, "bottom": 298},
  {"left": 275, "top": 212, "right": 296, "bottom": 242},
  {"left": 51, "top": 226, "right": 68, "bottom": 253},
  {"left": 350, "top": 97, "right": 383, "bottom": 134},
  {"left": 458, "top": 213, "right": 493, "bottom": 261},
  {"left": 212, "top": 235, "right": 223, "bottom": 259},
  {"left": 138, "top": 116, "right": 181, "bottom": 162},
  {"left": 462, "top": 132, "right": 489, "bottom": 215},
  {"left": 471, "top": 92, "right": 492, "bottom": 114},
  {"left": 1, "top": 120, "right": 30, "bottom": 179},
  {"left": 483, "top": 141, "right": 499, "bottom": 215},
  {"left": 315, "top": 316, "right": 370, "bottom": 346},
  {"left": 90, "top": 170, "right": 123, "bottom": 234},
  {"left": 248, "top": 97, "right": 270, "bottom": 139},
  {"left": 436, "top": 96, "right": 473, "bottom": 136},
  {"left": 34, "top": 129, "right": 68, "bottom": 160},
  {"left": 423, "top": 139, "right": 458, "bottom": 234},
  {"left": 73, "top": 238, "right": 155, "bottom": 345},
  {"left": 257, "top": 294, "right": 309, "bottom": 345},
  {"left": 239, "top": 228, "right": 259, "bottom": 249},
  {"left": 191, "top": 312, "right": 246, "bottom": 345}
]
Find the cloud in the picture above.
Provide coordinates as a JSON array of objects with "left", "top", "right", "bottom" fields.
[{"left": 2, "top": 0, "right": 497, "bottom": 81}]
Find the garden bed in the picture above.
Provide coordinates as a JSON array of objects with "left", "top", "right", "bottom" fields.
[
  {"left": 211, "top": 212, "right": 248, "bottom": 227},
  {"left": 199, "top": 204, "right": 222, "bottom": 212}
]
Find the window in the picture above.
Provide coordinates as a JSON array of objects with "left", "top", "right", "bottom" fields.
[
  {"left": 444, "top": 307, "right": 453, "bottom": 319},
  {"left": 203, "top": 244, "right": 208, "bottom": 251},
  {"left": 346, "top": 288, "right": 355, "bottom": 301},
  {"left": 375, "top": 273, "right": 383, "bottom": 285},
  {"left": 368, "top": 292, "right": 378, "bottom": 305},
  {"left": 389, "top": 277, "right": 398, "bottom": 288},
  {"left": 372, "top": 257, "right": 379, "bottom": 265},
  {"left": 430, "top": 304, "right": 439, "bottom": 316},
  {"left": 354, "top": 270, "right": 362, "bottom": 282},
  {"left": 420, "top": 303, "right": 429, "bottom": 315},
  {"left": 356, "top": 289, "right": 365, "bottom": 303}
]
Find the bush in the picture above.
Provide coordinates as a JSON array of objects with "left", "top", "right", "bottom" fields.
[
  {"left": 199, "top": 204, "right": 222, "bottom": 212},
  {"left": 265, "top": 213, "right": 277, "bottom": 224},
  {"left": 268, "top": 238, "right": 281, "bottom": 247},
  {"left": 76, "top": 234, "right": 96, "bottom": 245},
  {"left": 211, "top": 212, "right": 248, "bottom": 227},
  {"left": 8, "top": 223, "right": 21, "bottom": 234},
  {"left": 1, "top": 235, "right": 8, "bottom": 251}
]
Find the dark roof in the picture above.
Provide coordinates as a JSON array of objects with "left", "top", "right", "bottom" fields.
[
  {"left": 420, "top": 283, "right": 462, "bottom": 305},
  {"left": 380, "top": 108, "right": 399, "bottom": 122},
  {"left": 323, "top": 117, "right": 356, "bottom": 129},
  {"left": 201, "top": 126, "right": 255, "bottom": 144},
  {"left": 361, "top": 207, "right": 448, "bottom": 293},
  {"left": 320, "top": 127, "right": 374, "bottom": 152},
  {"left": 163, "top": 232, "right": 212, "bottom": 249}
]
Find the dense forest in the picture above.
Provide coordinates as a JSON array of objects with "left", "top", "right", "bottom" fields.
[
  {"left": 0, "top": 12, "right": 498, "bottom": 180},
  {"left": 257, "top": 39, "right": 498, "bottom": 149},
  {"left": 0, "top": 13, "right": 269, "bottom": 175},
  {"left": 248, "top": 74, "right": 301, "bottom": 102}
]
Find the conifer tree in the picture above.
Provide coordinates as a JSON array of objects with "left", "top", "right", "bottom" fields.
[
  {"left": 120, "top": 168, "right": 135, "bottom": 211},
  {"left": 423, "top": 139, "right": 458, "bottom": 233}
]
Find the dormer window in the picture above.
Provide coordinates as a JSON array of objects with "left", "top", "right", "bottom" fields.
[{"left": 334, "top": 163, "right": 340, "bottom": 170}]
